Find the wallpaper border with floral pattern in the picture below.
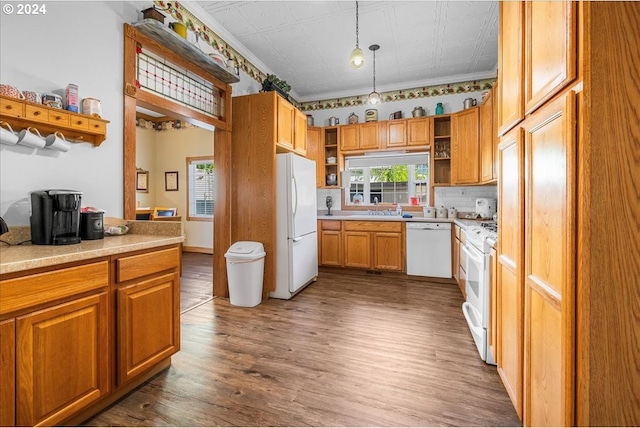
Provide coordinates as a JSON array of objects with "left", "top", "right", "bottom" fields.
[{"left": 154, "top": 1, "right": 496, "bottom": 111}]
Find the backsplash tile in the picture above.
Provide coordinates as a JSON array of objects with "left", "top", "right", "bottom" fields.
[
  {"left": 317, "top": 188, "right": 342, "bottom": 213},
  {"left": 434, "top": 186, "right": 497, "bottom": 212}
]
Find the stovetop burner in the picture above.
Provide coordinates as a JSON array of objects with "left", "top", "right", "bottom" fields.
[
  {"left": 480, "top": 222, "right": 498, "bottom": 233},
  {"left": 467, "top": 222, "right": 498, "bottom": 253}
]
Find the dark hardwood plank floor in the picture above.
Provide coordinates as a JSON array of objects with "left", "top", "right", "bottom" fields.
[
  {"left": 180, "top": 252, "right": 214, "bottom": 314},
  {"left": 84, "top": 271, "right": 521, "bottom": 427}
]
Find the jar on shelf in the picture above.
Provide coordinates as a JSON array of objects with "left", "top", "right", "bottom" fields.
[{"left": 435, "top": 102, "right": 444, "bottom": 115}]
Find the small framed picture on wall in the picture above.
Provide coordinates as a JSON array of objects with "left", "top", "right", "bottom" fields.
[
  {"left": 136, "top": 170, "right": 148, "bottom": 192},
  {"left": 165, "top": 171, "right": 179, "bottom": 191}
]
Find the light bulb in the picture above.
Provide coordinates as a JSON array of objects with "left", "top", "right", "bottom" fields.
[
  {"left": 350, "top": 47, "right": 365, "bottom": 69},
  {"left": 368, "top": 91, "right": 381, "bottom": 105}
]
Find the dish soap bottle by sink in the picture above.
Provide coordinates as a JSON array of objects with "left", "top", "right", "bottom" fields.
[{"left": 396, "top": 204, "right": 402, "bottom": 216}]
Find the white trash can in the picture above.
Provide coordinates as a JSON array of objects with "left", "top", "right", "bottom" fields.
[{"left": 224, "top": 241, "right": 266, "bottom": 307}]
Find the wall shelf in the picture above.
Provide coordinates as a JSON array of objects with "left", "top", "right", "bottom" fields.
[
  {"left": 0, "top": 95, "right": 109, "bottom": 146},
  {"left": 131, "top": 19, "right": 240, "bottom": 85}
]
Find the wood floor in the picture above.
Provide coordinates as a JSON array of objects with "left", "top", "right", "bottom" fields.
[
  {"left": 84, "top": 270, "right": 521, "bottom": 427},
  {"left": 180, "top": 252, "right": 214, "bottom": 314}
]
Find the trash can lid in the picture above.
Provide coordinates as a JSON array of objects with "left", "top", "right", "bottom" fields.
[{"left": 224, "top": 241, "right": 266, "bottom": 259}]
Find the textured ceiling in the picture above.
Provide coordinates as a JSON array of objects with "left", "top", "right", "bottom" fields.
[{"left": 188, "top": 1, "right": 499, "bottom": 102}]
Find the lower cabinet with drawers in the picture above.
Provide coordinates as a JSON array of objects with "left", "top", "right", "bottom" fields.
[
  {"left": 0, "top": 244, "right": 181, "bottom": 427},
  {"left": 319, "top": 220, "right": 405, "bottom": 272}
]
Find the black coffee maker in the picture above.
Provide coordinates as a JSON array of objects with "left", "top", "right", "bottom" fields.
[{"left": 30, "top": 190, "right": 82, "bottom": 245}]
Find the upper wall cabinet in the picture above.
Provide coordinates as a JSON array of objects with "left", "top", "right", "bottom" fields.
[
  {"left": 452, "top": 107, "right": 480, "bottom": 185},
  {"left": 498, "top": 1, "right": 577, "bottom": 136},
  {"left": 524, "top": 2, "right": 577, "bottom": 114},
  {"left": 339, "top": 124, "right": 360, "bottom": 152}
]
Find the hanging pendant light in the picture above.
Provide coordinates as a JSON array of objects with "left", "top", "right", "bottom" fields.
[
  {"left": 368, "top": 44, "right": 381, "bottom": 104},
  {"left": 349, "top": 1, "right": 365, "bottom": 69}
]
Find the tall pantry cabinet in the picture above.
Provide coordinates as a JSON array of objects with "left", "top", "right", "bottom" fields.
[{"left": 496, "top": 2, "right": 640, "bottom": 426}]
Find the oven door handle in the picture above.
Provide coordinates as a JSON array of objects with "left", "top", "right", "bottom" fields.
[
  {"left": 462, "top": 243, "right": 484, "bottom": 265},
  {"left": 462, "top": 302, "right": 484, "bottom": 335}
]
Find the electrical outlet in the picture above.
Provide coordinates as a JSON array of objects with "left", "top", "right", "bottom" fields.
[{"left": 460, "top": 189, "right": 466, "bottom": 196}]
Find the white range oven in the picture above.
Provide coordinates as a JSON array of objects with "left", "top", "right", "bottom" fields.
[{"left": 461, "top": 222, "right": 497, "bottom": 365}]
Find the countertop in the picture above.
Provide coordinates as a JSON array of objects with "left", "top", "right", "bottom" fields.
[
  {"left": 0, "top": 221, "right": 184, "bottom": 275},
  {"left": 317, "top": 211, "right": 487, "bottom": 228}
]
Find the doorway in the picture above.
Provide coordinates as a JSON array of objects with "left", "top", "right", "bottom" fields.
[{"left": 135, "top": 110, "right": 215, "bottom": 313}]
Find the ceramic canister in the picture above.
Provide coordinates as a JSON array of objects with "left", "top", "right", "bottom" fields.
[
  {"left": 23, "top": 91, "right": 42, "bottom": 104},
  {"left": 82, "top": 98, "right": 102, "bottom": 117},
  {"left": 365, "top": 109, "right": 378, "bottom": 122},
  {"left": 423, "top": 206, "right": 436, "bottom": 218},
  {"left": 42, "top": 94, "right": 63, "bottom": 109},
  {"left": 0, "top": 84, "right": 24, "bottom": 99},
  {"left": 436, "top": 207, "right": 448, "bottom": 218}
]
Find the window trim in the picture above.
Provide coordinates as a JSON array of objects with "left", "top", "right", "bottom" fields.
[
  {"left": 186, "top": 155, "right": 214, "bottom": 222},
  {"left": 344, "top": 152, "right": 430, "bottom": 207}
]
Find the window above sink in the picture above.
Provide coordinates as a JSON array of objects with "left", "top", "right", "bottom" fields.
[{"left": 344, "top": 152, "right": 429, "bottom": 206}]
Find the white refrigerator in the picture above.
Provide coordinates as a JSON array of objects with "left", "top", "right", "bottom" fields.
[{"left": 271, "top": 153, "right": 318, "bottom": 299}]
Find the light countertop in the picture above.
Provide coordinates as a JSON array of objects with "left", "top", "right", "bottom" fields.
[
  {"left": 0, "top": 221, "right": 184, "bottom": 275},
  {"left": 317, "top": 211, "right": 487, "bottom": 228}
]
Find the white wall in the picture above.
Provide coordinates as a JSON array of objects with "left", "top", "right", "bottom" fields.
[
  {"left": 135, "top": 127, "right": 157, "bottom": 208},
  {"left": 0, "top": 1, "right": 148, "bottom": 226},
  {"left": 135, "top": 127, "right": 214, "bottom": 249},
  {"left": 154, "top": 127, "right": 214, "bottom": 250}
]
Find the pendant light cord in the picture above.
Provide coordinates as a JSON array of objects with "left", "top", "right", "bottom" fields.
[
  {"left": 372, "top": 48, "right": 376, "bottom": 91},
  {"left": 355, "top": 1, "right": 360, "bottom": 48}
]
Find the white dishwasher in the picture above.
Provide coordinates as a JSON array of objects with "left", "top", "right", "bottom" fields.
[{"left": 406, "top": 222, "right": 452, "bottom": 278}]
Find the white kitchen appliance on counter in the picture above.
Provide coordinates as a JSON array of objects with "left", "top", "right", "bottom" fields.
[
  {"left": 271, "top": 153, "right": 318, "bottom": 299},
  {"left": 475, "top": 198, "right": 497, "bottom": 219}
]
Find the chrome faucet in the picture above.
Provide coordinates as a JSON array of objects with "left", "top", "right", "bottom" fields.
[{"left": 373, "top": 197, "right": 379, "bottom": 214}]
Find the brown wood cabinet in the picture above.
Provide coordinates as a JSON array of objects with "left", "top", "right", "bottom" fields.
[
  {"left": 497, "top": 0, "right": 524, "bottom": 136},
  {"left": 319, "top": 220, "right": 343, "bottom": 267},
  {"left": 0, "top": 244, "right": 182, "bottom": 427},
  {"left": 523, "top": 93, "right": 575, "bottom": 427},
  {"left": 407, "top": 117, "right": 431, "bottom": 146},
  {"left": 480, "top": 88, "right": 497, "bottom": 183},
  {"left": 343, "top": 231, "right": 372, "bottom": 269},
  {"left": 497, "top": 126, "right": 524, "bottom": 419},
  {"left": 0, "top": 319, "right": 15, "bottom": 427},
  {"left": 359, "top": 122, "right": 380, "bottom": 150},
  {"left": 115, "top": 246, "right": 181, "bottom": 384},
  {"left": 451, "top": 106, "right": 480, "bottom": 184},
  {"left": 497, "top": 1, "right": 576, "bottom": 136},
  {"left": 276, "top": 95, "right": 307, "bottom": 155},
  {"left": 306, "top": 127, "right": 324, "bottom": 188},
  {"left": 293, "top": 108, "right": 307, "bottom": 155},
  {"left": 523, "top": 1, "right": 576, "bottom": 115},
  {"left": 343, "top": 221, "right": 404, "bottom": 271},
  {"left": 386, "top": 119, "right": 407, "bottom": 148},
  {"left": 116, "top": 272, "right": 180, "bottom": 385},
  {"left": 339, "top": 117, "right": 431, "bottom": 152},
  {"left": 453, "top": 225, "right": 465, "bottom": 298},
  {"left": 339, "top": 124, "right": 359, "bottom": 151},
  {"left": 16, "top": 293, "right": 110, "bottom": 426}
]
